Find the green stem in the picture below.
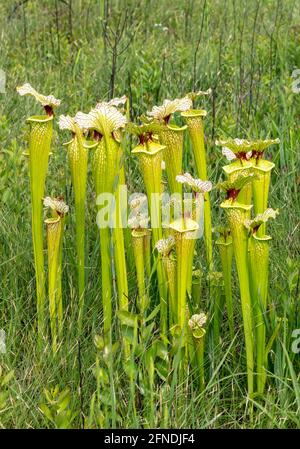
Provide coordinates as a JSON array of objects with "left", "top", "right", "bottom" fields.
[
  {"left": 213, "top": 283, "right": 222, "bottom": 347},
  {"left": 120, "top": 158, "right": 135, "bottom": 279},
  {"left": 65, "top": 133, "right": 89, "bottom": 334},
  {"left": 176, "top": 238, "right": 190, "bottom": 329},
  {"left": 182, "top": 110, "right": 213, "bottom": 270},
  {"left": 159, "top": 124, "right": 186, "bottom": 196},
  {"left": 186, "top": 244, "right": 195, "bottom": 297},
  {"left": 45, "top": 216, "right": 63, "bottom": 353},
  {"left": 216, "top": 238, "right": 234, "bottom": 340},
  {"left": 162, "top": 256, "right": 176, "bottom": 327},
  {"left": 100, "top": 227, "right": 112, "bottom": 347},
  {"left": 248, "top": 234, "right": 271, "bottom": 394},
  {"left": 203, "top": 195, "right": 213, "bottom": 270},
  {"left": 195, "top": 337, "right": 205, "bottom": 392},
  {"left": 222, "top": 160, "right": 253, "bottom": 211},
  {"left": 132, "top": 144, "right": 167, "bottom": 333},
  {"left": 93, "top": 136, "right": 121, "bottom": 347},
  {"left": 132, "top": 230, "right": 148, "bottom": 314},
  {"left": 238, "top": 182, "right": 252, "bottom": 206},
  {"left": 252, "top": 160, "right": 274, "bottom": 236},
  {"left": 191, "top": 270, "right": 202, "bottom": 305},
  {"left": 57, "top": 217, "right": 64, "bottom": 340},
  {"left": 221, "top": 202, "right": 254, "bottom": 396},
  {"left": 114, "top": 180, "right": 129, "bottom": 313},
  {"left": 170, "top": 219, "right": 198, "bottom": 330},
  {"left": 144, "top": 231, "right": 152, "bottom": 280}
]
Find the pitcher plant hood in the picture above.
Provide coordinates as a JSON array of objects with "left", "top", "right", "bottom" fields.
[
  {"left": 176, "top": 172, "right": 212, "bottom": 194},
  {"left": 129, "top": 193, "right": 148, "bottom": 211},
  {"left": 249, "top": 138, "right": 280, "bottom": 159},
  {"left": 96, "top": 95, "right": 127, "bottom": 109},
  {"left": 169, "top": 217, "right": 199, "bottom": 234},
  {"left": 75, "top": 104, "right": 127, "bottom": 138},
  {"left": 155, "top": 235, "right": 176, "bottom": 257},
  {"left": 218, "top": 172, "right": 255, "bottom": 201},
  {"left": 58, "top": 114, "right": 85, "bottom": 138},
  {"left": 188, "top": 313, "right": 207, "bottom": 339},
  {"left": 216, "top": 138, "right": 280, "bottom": 161},
  {"left": 244, "top": 208, "right": 279, "bottom": 234},
  {"left": 127, "top": 122, "right": 163, "bottom": 147},
  {"left": 186, "top": 88, "right": 212, "bottom": 104},
  {"left": 128, "top": 212, "right": 150, "bottom": 230},
  {"left": 215, "top": 226, "right": 232, "bottom": 245},
  {"left": 43, "top": 196, "right": 69, "bottom": 217}
]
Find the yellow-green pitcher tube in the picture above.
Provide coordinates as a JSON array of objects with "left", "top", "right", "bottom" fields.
[
  {"left": 119, "top": 166, "right": 135, "bottom": 279},
  {"left": 132, "top": 143, "right": 167, "bottom": 334},
  {"left": 191, "top": 270, "right": 202, "bottom": 305},
  {"left": 185, "top": 226, "right": 196, "bottom": 299},
  {"left": 27, "top": 115, "right": 53, "bottom": 342},
  {"left": 144, "top": 231, "right": 152, "bottom": 280},
  {"left": 56, "top": 215, "right": 65, "bottom": 340},
  {"left": 159, "top": 124, "right": 186, "bottom": 196},
  {"left": 113, "top": 172, "right": 130, "bottom": 360},
  {"left": 75, "top": 104, "right": 126, "bottom": 347},
  {"left": 222, "top": 160, "right": 253, "bottom": 207},
  {"left": 252, "top": 160, "right": 274, "bottom": 236},
  {"left": 114, "top": 167, "right": 129, "bottom": 312},
  {"left": 188, "top": 313, "right": 207, "bottom": 392},
  {"left": 185, "top": 195, "right": 204, "bottom": 297},
  {"left": 162, "top": 255, "right": 176, "bottom": 327},
  {"left": 186, "top": 194, "right": 204, "bottom": 298},
  {"left": 181, "top": 110, "right": 213, "bottom": 270},
  {"left": 208, "top": 272, "right": 224, "bottom": 347},
  {"left": 131, "top": 229, "right": 149, "bottom": 314},
  {"left": 216, "top": 236, "right": 234, "bottom": 341},
  {"left": 170, "top": 218, "right": 199, "bottom": 330},
  {"left": 18, "top": 83, "right": 60, "bottom": 344},
  {"left": 195, "top": 337, "right": 205, "bottom": 392},
  {"left": 94, "top": 133, "right": 123, "bottom": 346},
  {"left": 99, "top": 226, "right": 112, "bottom": 347},
  {"left": 248, "top": 234, "right": 271, "bottom": 394},
  {"left": 92, "top": 138, "right": 113, "bottom": 347},
  {"left": 221, "top": 201, "right": 254, "bottom": 396}
]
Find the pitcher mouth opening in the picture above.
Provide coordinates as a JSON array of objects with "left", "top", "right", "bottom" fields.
[
  {"left": 181, "top": 109, "right": 207, "bottom": 118},
  {"left": 163, "top": 114, "right": 171, "bottom": 125},
  {"left": 139, "top": 132, "right": 153, "bottom": 145},
  {"left": 93, "top": 130, "right": 103, "bottom": 142},
  {"left": 26, "top": 114, "right": 54, "bottom": 123},
  {"left": 236, "top": 152, "right": 251, "bottom": 160},
  {"left": 44, "top": 105, "right": 54, "bottom": 116}
]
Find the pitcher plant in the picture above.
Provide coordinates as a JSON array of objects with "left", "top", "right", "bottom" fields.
[{"left": 17, "top": 83, "right": 61, "bottom": 343}]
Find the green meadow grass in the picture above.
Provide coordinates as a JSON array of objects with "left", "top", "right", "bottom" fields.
[{"left": 0, "top": 0, "right": 299, "bottom": 428}]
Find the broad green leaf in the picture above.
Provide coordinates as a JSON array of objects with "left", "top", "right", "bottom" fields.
[
  {"left": 144, "top": 304, "right": 160, "bottom": 323},
  {"left": 117, "top": 310, "right": 139, "bottom": 327}
]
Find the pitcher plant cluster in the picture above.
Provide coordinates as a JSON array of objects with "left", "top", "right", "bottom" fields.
[{"left": 17, "top": 82, "right": 281, "bottom": 421}]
